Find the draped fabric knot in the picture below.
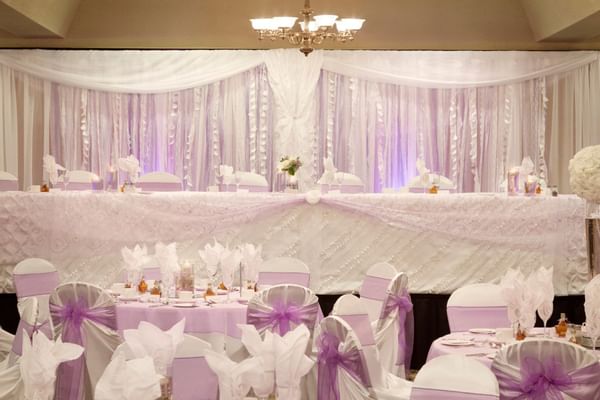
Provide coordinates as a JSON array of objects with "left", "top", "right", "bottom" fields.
[
  {"left": 247, "top": 301, "right": 318, "bottom": 336},
  {"left": 381, "top": 291, "right": 413, "bottom": 366},
  {"left": 518, "top": 357, "right": 573, "bottom": 400},
  {"left": 49, "top": 298, "right": 117, "bottom": 400},
  {"left": 317, "top": 332, "right": 370, "bottom": 400}
]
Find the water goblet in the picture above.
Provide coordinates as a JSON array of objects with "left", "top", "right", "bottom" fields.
[
  {"left": 63, "top": 170, "right": 70, "bottom": 191},
  {"left": 537, "top": 302, "right": 553, "bottom": 337}
]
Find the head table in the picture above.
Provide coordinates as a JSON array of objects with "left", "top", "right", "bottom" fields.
[{"left": 0, "top": 191, "right": 587, "bottom": 295}]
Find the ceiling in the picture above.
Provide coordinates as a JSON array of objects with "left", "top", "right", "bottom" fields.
[{"left": 1, "top": 0, "right": 600, "bottom": 50}]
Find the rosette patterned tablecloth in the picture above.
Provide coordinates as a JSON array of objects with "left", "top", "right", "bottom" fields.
[{"left": 0, "top": 192, "right": 588, "bottom": 295}]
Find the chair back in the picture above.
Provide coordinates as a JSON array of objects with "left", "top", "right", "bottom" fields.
[
  {"left": 247, "top": 284, "right": 319, "bottom": 336},
  {"left": 491, "top": 339, "right": 600, "bottom": 399},
  {"left": 137, "top": 171, "right": 183, "bottom": 192},
  {"left": 447, "top": 283, "right": 510, "bottom": 332},
  {"left": 316, "top": 316, "right": 374, "bottom": 399},
  {"left": 0, "top": 171, "right": 18, "bottom": 191},
  {"left": 10, "top": 258, "right": 59, "bottom": 360},
  {"left": 172, "top": 335, "right": 218, "bottom": 400},
  {"left": 219, "top": 171, "right": 269, "bottom": 192},
  {"left": 331, "top": 294, "right": 375, "bottom": 347},
  {"left": 359, "top": 262, "right": 397, "bottom": 322},
  {"left": 320, "top": 172, "right": 364, "bottom": 193},
  {"left": 375, "top": 272, "right": 414, "bottom": 378},
  {"left": 60, "top": 170, "right": 103, "bottom": 190},
  {"left": 258, "top": 257, "right": 310, "bottom": 289},
  {"left": 411, "top": 355, "right": 499, "bottom": 399},
  {"left": 50, "top": 282, "right": 121, "bottom": 400}
]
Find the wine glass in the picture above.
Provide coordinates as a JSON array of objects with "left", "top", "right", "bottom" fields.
[
  {"left": 235, "top": 173, "right": 241, "bottom": 192},
  {"left": 336, "top": 172, "right": 344, "bottom": 191},
  {"left": 537, "top": 301, "right": 553, "bottom": 337},
  {"left": 63, "top": 170, "right": 70, "bottom": 191}
]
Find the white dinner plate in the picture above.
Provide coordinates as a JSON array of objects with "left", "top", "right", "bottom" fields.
[
  {"left": 440, "top": 339, "right": 475, "bottom": 347},
  {"left": 469, "top": 328, "right": 496, "bottom": 335},
  {"left": 172, "top": 303, "right": 198, "bottom": 308},
  {"left": 119, "top": 295, "right": 140, "bottom": 302}
]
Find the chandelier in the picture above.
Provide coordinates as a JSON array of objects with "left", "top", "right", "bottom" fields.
[{"left": 250, "top": 0, "right": 365, "bottom": 57}]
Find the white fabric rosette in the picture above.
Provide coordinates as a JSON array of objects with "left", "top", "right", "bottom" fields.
[
  {"left": 273, "top": 324, "right": 315, "bottom": 400},
  {"left": 240, "top": 243, "right": 263, "bottom": 283},
  {"left": 117, "top": 318, "right": 186, "bottom": 376},
  {"left": 42, "top": 155, "right": 65, "bottom": 185},
  {"left": 204, "top": 350, "right": 263, "bottom": 400},
  {"left": 95, "top": 354, "right": 161, "bottom": 400},
  {"left": 155, "top": 242, "right": 180, "bottom": 289},
  {"left": 118, "top": 154, "right": 141, "bottom": 183},
  {"left": 219, "top": 165, "right": 235, "bottom": 185},
  {"left": 20, "top": 330, "right": 84, "bottom": 400}
]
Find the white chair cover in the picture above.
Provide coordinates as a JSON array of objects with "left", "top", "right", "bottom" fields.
[
  {"left": 50, "top": 282, "right": 121, "bottom": 400},
  {"left": 222, "top": 171, "right": 268, "bottom": 192},
  {"left": 9, "top": 258, "right": 59, "bottom": 365},
  {"left": 447, "top": 283, "right": 511, "bottom": 332},
  {"left": 0, "top": 329, "right": 13, "bottom": 362},
  {"left": 204, "top": 350, "right": 263, "bottom": 400},
  {"left": 316, "top": 316, "right": 412, "bottom": 400},
  {"left": 0, "top": 361, "right": 22, "bottom": 399},
  {"left": 374, "top": 273, "right": 414, "bottom": 378},
  {"left": 7, "top": 297, "right": 42, "bottom": 367},
  {"left": 359, "top": 262, "right": 397, "bottom": 322},
  {"left": 247, "top": 284, "right": 320, "bottom": 337},
  {"left": 172, "top": 335, "right": 218, "bottom": 400},
  {"left": 59, "top": 170, "right": 103, "bottom": 190},
  {"left": 411, "top": 355, "right": 499, "bottom": 399},
  {"left": 137, "top": 171, "right": 183, "bottom": 192},
  {"left": 258, "top": 257, "right": 311, "bottom": 289},
  {"left": 491, "top": 339, "right": 600, "bottom": 399},
  {"left": 0, "top": 171, "right": 18, "bottom": 191},
  {"left": 319, "top": 172, "right": 365, "bottom": 193}
]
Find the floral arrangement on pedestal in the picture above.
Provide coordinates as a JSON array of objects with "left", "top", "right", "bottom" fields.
[{"left": 279, "top": 156, "right": 302, "bottom": 190}]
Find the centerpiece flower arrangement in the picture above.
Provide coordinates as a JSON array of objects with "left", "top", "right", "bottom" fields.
[{"left": 279, "top": 155, "right": 302, "bottom": 190}]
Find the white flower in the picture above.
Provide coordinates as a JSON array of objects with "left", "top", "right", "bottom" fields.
[{"left": 569, "top": 145, "right": 600, "bottom": 203}]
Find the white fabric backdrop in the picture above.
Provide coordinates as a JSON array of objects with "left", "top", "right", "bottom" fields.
[{"left": 0, "top": 49, "right": 599, "bottom": 192}]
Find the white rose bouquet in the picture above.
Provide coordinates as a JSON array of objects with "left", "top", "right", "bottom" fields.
[
  {"left": 569, "top": 145, "right": 600, "bottom": 204},
  {"left": 278, "top": 156, "right": 302, "bottom": 176}
]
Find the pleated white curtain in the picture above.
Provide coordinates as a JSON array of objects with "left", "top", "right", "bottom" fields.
[{"left": 0, "top": 49, "right": 599, "bottom": 192}]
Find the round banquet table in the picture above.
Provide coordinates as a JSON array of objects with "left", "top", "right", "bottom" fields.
[
  {"left": 427, "top": 329, "right": 600, "bottom": 368},
  {"left": 115, "top": 296, "right": 248, "bottom": 358}
]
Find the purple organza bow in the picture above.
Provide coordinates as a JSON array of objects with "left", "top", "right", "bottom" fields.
[
  {"left": 317, "top": 332, "right": 370, "bottom": 400},
  {"left": 247, "top": 301, "right": 319, "bottom": 336},
  {"left": 380, "top": 291, "right": 413, "bottom": 366},
  {"left": 50, "top": 298, "right": 116, "bottom": 400},
  {"left": 518, "top": 357, "right": 573, "bottom": 400}
]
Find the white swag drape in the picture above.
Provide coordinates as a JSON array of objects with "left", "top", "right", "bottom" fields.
[{"left": 0, "top": 49, "right": 599, "bottom": 192}]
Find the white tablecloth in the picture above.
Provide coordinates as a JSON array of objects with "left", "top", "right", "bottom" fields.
[{"left": 0, "top": 191, "right": 588, "bottom": 295}]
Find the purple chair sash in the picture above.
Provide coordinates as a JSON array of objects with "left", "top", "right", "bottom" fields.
[
  {"left": 258, "top": 272, "right": 310, "bottom": 288},
  {"left": 339, "top": 314, "right": 375, "bottom": 346},
  {"left": 360, "top": 276, "right": 391, "bottom": 301},
  {"left": 317, "top": 332, "right": 371, "bottom": 400},
  {"left": 14, "top": 271, "right": 60, "bottom": 298},
  {"left": 380, "top": 291, "right": 414, "bottom": 368},
  {"left": 10, "top": 319, "right": 52, "bottom": 356},
  {"left": 493, "top": 356, "right": 600, "bottom": 400},
  {"left": 50, "top": 298, "right": 117, "bottom": 400},
  {"left": 446, "top": 306, "right": 511, "bottom": 332},
  {"left": 410, "top": 388, "right": 499, "bottom": 399},
  {"left": 172, "top": 356, "right": 218, "bottom": 400},
  {"left": 0, "top": 180, "right": 18, "bottom": 191},
  {"left": 247, "top": 301, "right": 319, "bottom": 336},
  {"left": 137, "top": 181, "right": 183, "bottom": 192}
]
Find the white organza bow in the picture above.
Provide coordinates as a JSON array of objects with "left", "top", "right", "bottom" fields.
[
  {"left": 198, "top": 240, "right": 227, "bottom": 277},
  {"left": 155, "top": 242, "right": 180, "bottom": 282},
  {"left": 119, "top": 318, "right": 186, "bottom": 376},
  {"left": 94, "top": 354, "right": 161, "bottom": 400},
  {"left": 118, "top": 154, "right": 141, "bottom": 183},
  {"left": 121, "top": 244, "right": 150, "bottom": 273},
  {"left": 42, "top": 155, "right": 65, "bottom": 185},
  {"left": 20, "top": 331, "right": 84, "bottom": 400},
  {"left": 219, "top": 165, "right": 235, "bottom": 185},
  {"left": 318, "top": 157, "right": 338, "bottom": 185},
  {"left": 240, "top": 243, "right": 263, "bottom": 283},
  {"left": 415, "top": 158, "right": 430, "bottom": 186},
  {"left": 238, "top": 324, "right": 275, "bottom": 397},
  {"left": 273, "top": 324, "right": 315, "bottom": 400},
  {"left": 204, "top": 350, "right": 263, "bottom": 400}
]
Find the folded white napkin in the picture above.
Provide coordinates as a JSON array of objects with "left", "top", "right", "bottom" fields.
[
  {"left": 20, "top": 330, "right": 84, "bottom": 400},
  {"left": 219, "top": 165, "right": 235, "bottom": 185},
  {"left": 155, "top": 242, "right": 180, "bottom": 283},
  {"left": 318, "top": 157, "right": 338, "bottom": 185},
  {"left": 95, "top": 354, "right": 161, "bottom": 400},
  {"left": 240, "top": 243, "right": 263, "bottom": 283},
  {"left": 121, "top": 244, "right": 150, "bottom": 273},
  {"left": 500, "top": 268, "right": 525, "bottom": 326},
  {"left": 199, "top": 240, "right": 226, "bottom": 277},
  {"left": 415, "top": 158, "right": 430, "bottom": 186},
  {"left": 120, "top": 318, "right": 186, "bottom": 376},
  {"left": 519, "top": 156, "right": 535, "bottom": 177},
  {"left": 238, "top": 324, "right": 275, "bottom": 396},
  {"left": 204, "top": 350, "right": 263, "bottom": 400},
  {"left": 42, "top": 155, "right": 65, "bottom": 185},
  {"left": 273, "top": 324, "right": 315, "bottom": 400},
  {"left": 118, "top": 155, "right": 141, "bottom": 183}
]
